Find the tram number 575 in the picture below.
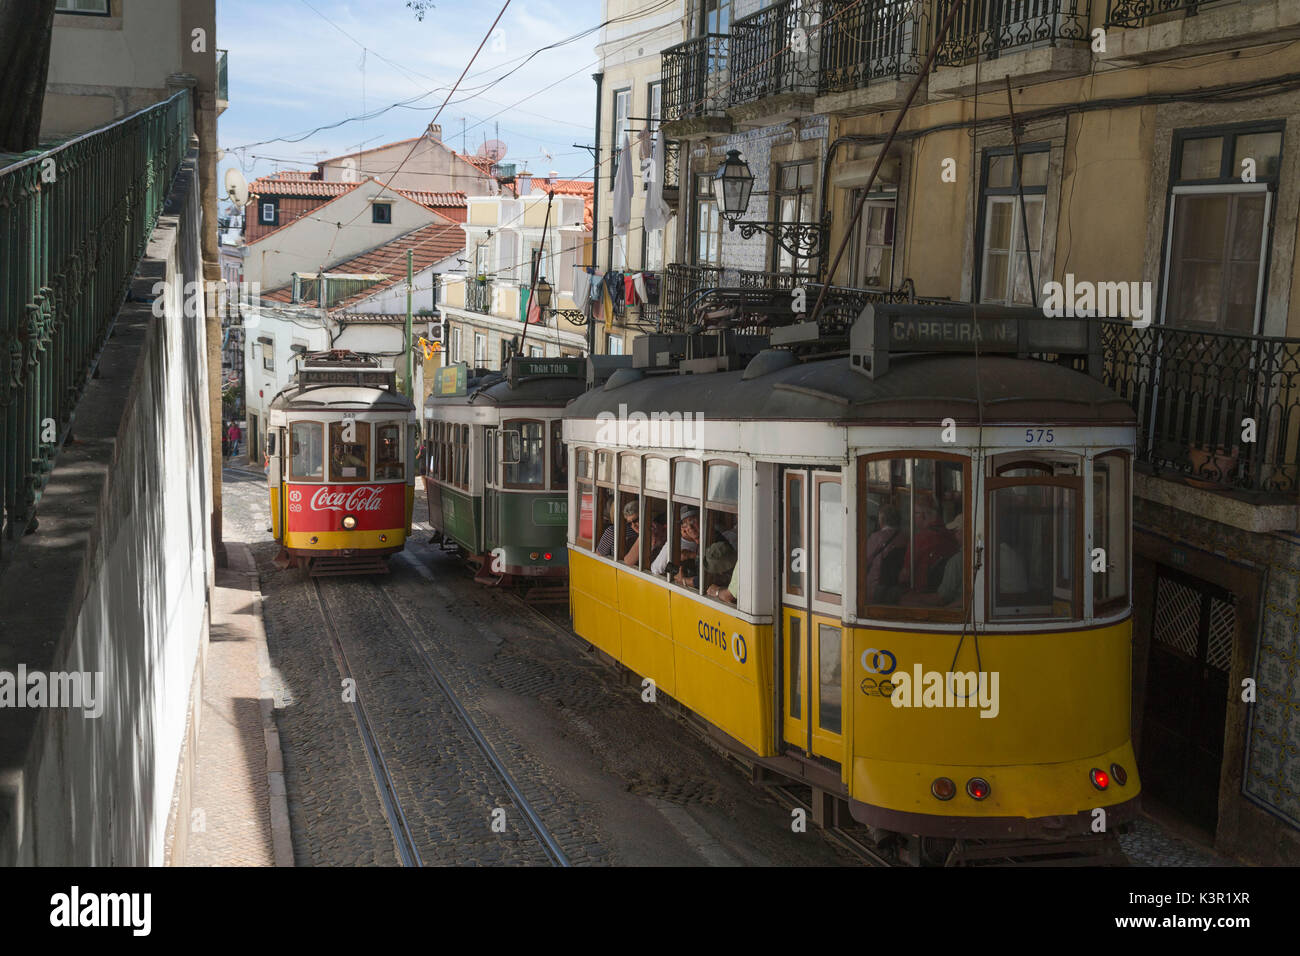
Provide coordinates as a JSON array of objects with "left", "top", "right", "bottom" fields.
[{"left": 1025, "top": 428, "right": 1055, "bottom": 444}]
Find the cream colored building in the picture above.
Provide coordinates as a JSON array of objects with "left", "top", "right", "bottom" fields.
[{"left": 594, "top": 0, "right": 684, "bottom": 355}]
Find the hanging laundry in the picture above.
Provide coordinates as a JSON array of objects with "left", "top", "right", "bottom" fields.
[
  {"left": 637, "top": 128, "right": 652, "bottom": 164},
  {"left": 612, "top": 132, "right": 634, "bottom": 238},
  {"left": 643, "top": 130, "right": 673, "bottom": 234},
  {"left": 632, "top": 272, "right": 649, "bottom": 305},
  {"left": 572, "top": 266, "right": 591, "bottom": 310},
  {"left": 604, "top": 270, "right": 624, "bottom": 311},
  {"left": 643, "top": 272, "right": 661, "bottom": 305},
  {"left": 624, "top": 274, "right": 638, "bottom": 306}
]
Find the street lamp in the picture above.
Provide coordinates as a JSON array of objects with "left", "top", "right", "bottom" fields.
[
  {"left": 712, "top": 148, "right": 826, "bottom": 261},
  {"left": 532, "top": 276, "right": 587, "bottom": 324}
]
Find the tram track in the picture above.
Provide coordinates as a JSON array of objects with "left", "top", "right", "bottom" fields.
[
  {"left": 307, "top": 578, "right": 424, "bottom": 868},
  {"left": 306, "top": 568, "right": 569, "bottom": 867},
  {"left": 369, "top": 577, "right": 572, "bottom": 868}
]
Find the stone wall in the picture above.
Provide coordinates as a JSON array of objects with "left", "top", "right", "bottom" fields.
[{"left": 0, "top": 150, "right": 212, "bottom": 865}]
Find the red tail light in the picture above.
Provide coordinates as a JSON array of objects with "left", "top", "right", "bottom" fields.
[
  {"left": 543, "top": 552, "right": 552, "bottom": 561},
  {"left": 1110, "top": 763, "right": 1127, "bottom": 786},
  {"left": 966, "top": 777, "right": 991, "bottom": 800},
  {"left": 1090, "top": 768, "right": 1110, "bottom": 790},
  {"left": 931, "top": 777, "right": 956, "bottom": 801}
]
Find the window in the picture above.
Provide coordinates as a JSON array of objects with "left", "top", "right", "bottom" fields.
[
  {"left": 474, "top": 332, "right": 486, "bottom": 367},
  {"left": 606, "top": 334, "right": 624, "bottom": 356},
  {"left": 815, "top": 475, "right": 842, "bottom": 604},
  {"left": 612, "top": 88, "right": 632, "bottom": 179},
  {"left": 608, "top": 217, "right": 627, "bottom": 271},
  {"left": 847, "top": 188, "right": 896, "bottom": 289},
  {"left": 56, "top": 0, "right": 110, "bottom": 12},
  {"left": 261, "top": 340, "right": 274, "bottom": 371},
  {"left": 773, "top": 161, "right": 816, "bottom": 275},
  {"left": 643, "top": 223, "right": 664, "bottom": 270},
  {"left": 503, "top": 419, "right": 545, "bottom": 488},
  {"left": 694, "top": 173, "right": 721, "bottom": 266},
  {"left": 693, "top": 0, "right": 731, "bottom": 34},
  {"left": 640, "top": 457, "right": 670, "bottom": 572},
  {"left": 656, "top": 458, "right": 702, "bottom": 587},
  {"left": 289, "top": 422, "right": 324, "bottom": 480},
  {"left": 859, "top": 455, "right": 968, "bottom": 622},
  {"left": 647, "top": 81, "right": 663, "bottom": 135},
  {"left": 576, "top": 449, "right": 595, "bottom": 549},
  {"left": 615, "top": 453, "right": 642, "bottom": 565},
  {"left": 550, "top": 421, "right": 567, "bottom": 490},
  {"left": 260, "top": 199, "right": 279, "bottom": 226},
  {"left": 1163, "top": 123, "right": 1282, "bottom": 333},
  {"left": 594, "top": 451, "right": 616, "bottom": 557},
  {"left": 702, "top": 461, "right": 739, "bottom": 602},
  {"left": 785, "top": 472, "right": 805, "bottom": 597},
  {"left": 987, "top": 451, "right": 1082, "bottom": 621},
  {"left": 372, "top": 202, "right": 392, "bottom": 224},
  {"left": 529, "top": 345, "right": 543, "bottom": 358},
  {"left": 329, "top": 421, "right": 371, "bottom": 482},
  {"left": 375, "top": 423, "right": 403, "bottom": 480},
  {"left": 1092, "top": 451, "right": 1130, "bottom": 614},
  {"left": 451, "top": 326, "right": 462, "bottom": 362},
  {"left": 978, "top": 145, "right": 1048, "bottom": 305}
]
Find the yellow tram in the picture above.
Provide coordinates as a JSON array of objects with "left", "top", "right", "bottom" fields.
[
  {"left": 562, "top": 304, "right": 1140, "bottom": 848},
  {"left": 266, "top": 350, "right": 418, "bottom": 574}
]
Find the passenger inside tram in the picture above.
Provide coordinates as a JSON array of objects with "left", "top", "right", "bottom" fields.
[
  {"left": 290, "top": 423, "right": 324, "bottom": 479},
  {"left": 651, "top": 506, "right": 700, "bottom": 584},
  {"left": 597, "top": 497, "right": 639, "bottom": 557},
  {"left": 899, "top": 495, "right": 959, "bottom": 593},
  {"left": 704, "top": 541, "right": 738, "bottom": 605},
  {"left": 864, "top": 504, "right": 906, "bottom": 603},
  {"left": 374, "top": 424, "right": 403, "bottom": 479}
]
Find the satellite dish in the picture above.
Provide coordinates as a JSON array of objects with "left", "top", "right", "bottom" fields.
[
  {"left": 224, "top": 167, "right": 248, "bottom": 206},
  {"left": 476, "top": 139, "right": 508, "bottom": 163}
]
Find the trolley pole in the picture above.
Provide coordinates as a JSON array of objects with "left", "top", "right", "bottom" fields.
[{"left": 405, "top": 248, "right": 414, "bottom": 399}]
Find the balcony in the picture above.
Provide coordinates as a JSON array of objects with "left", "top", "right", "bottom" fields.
[
  {"left": 662, "top": 138, "right": 681, "bottom": 203},
  {"left": 466, "top": 279, "right": 492, "bottom": 314},
  {"left": 816, "top": 0, "right": 930, "bottom": 113},
  {"left": 1101, "top": 321, "right": 1300, "bottom": 497},
  {"left": 661, "top": 34, "right": 733, "bottom": 138},
  {"left": 928, "top": 0, "right": 1092, "bottom": 95},
  {"left": 729, "top": 0, "right": 821, "bottom": 126},
  {"left": 1102, "top": 0, "right": 1300, "bottom": 64}
]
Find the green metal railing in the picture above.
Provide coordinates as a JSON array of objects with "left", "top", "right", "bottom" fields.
[{"left": 0, "top": 88, "right": 192, "bottom": 552}]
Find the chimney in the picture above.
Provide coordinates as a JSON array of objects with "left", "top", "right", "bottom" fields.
[
  {"left": 517, "top": 173, "right": 532, "bottom": 196},
  {"left": 425, "top": 122, "right": 442, "bottom": 141},
  {"left": 548, "top": 170, "right": 558, "bottom": 185}
]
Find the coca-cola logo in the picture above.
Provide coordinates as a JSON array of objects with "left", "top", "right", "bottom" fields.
[{"left": 309, "top": 486, "right": 386, "bottom": 513}]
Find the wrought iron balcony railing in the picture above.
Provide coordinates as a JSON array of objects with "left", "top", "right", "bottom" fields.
[
  {"left": 731, "top": 0, "right": 822, "bottom": 106},
  {"left": 1105, "top": 0, "right": 1226, "bottom": 28},
  {"left": 662, "top": 34, "right": 730, "bottom": 123},
  {"left": 0, "top": 89, "right": 193, "bottom": 550},
  {"left": 661, "top": 264, "right": 722, "bottom": 326},
  {"left": 1099, "top": 321, "right": 1300, "bottom": 495},
  {"left": 933, "top": 0, "right": 1091, "bottom": 66},
  {"left": 819, "top": 0, "right": 930, "bottom": 93},
  {"left": 466, "top": 280, "right": 492, "bottom": 314},
  {"left": 662, "top": 138, "right": 681, "bottom": 200}
]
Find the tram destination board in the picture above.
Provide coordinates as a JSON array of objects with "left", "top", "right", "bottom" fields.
[
  {"left": 510, "top": 357, "right": 585, "bottom": 382},
  {"left": 300, "top": 369, "right": 394, "bottom": 387},
  {"left": 851, "top": 303, "right": 1101, "bottom": 379}
]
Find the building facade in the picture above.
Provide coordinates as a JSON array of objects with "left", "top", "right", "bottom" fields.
[{"left": 658, "top": 0, "right": 1300, "bottom": 863}]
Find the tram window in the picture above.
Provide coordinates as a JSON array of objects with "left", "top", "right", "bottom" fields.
[
  {"left": 596, "top": 450, "right": 614, "bottom": 484},
  {"left": 858, "top": 455, "right": 968, "bottom": 621},
  {"left": 328, "top": 421, "right": 370, "bottom": 482},
  {"left": 673, "top": 459, "right": 701, "bottom": 499},
  {"left": 989, "top": 483, "right": 1080, "bottom": 620},
  {"left": 657, "top": 458, "right": 702, "bottom": 587},
  {"left": 375, "top": 423, "right": 403, "bottom": 480},
  {"left": 576, "top": 448, "right": 594, "bottom": 550},
  {"left": 641, "top": 458, "right": 670, "bottom": 573},
  {"left": 289, "top": 422, "right": 324, "bottom": 480},
  {"left": 788, "top": 617, "right": 803, "bottom": 720},
  {"left": 459, "top": 425, "right": 469, "bottom": 488},
  {"left": 818, "top": 624, "right": 842, "bottom": 735},
  {"left": 594, "top": 450, "right": 616, "bottom": 557},
  {"left": 991, "top": 451, "right": 1079, "bottom": 477},
  {"left": 786, "top": 473, "right": 805, "bottom": 596},
  {"left": 503, "top": 420, "right": 545, "bottom": 488},
  {"left": 703, "top": 461, "right": 739, "bottom": 601},
  {"left": 816, "top": 478, "right": 842, "bottom": 602},
  {"left": 1093, "top": 452, "right": 1130, "bottom": 613},
  {"left": 550, "top": 421, "right": 567, "bottom": 490}
]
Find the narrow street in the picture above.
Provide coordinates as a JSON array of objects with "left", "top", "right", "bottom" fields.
[{"left": 223, "top": 463, "right": 856, "bottom": 865}]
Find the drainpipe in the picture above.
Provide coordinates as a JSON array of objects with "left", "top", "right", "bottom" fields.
[{"left": 590, "top": 70, "right": 603, "bottom": 357}]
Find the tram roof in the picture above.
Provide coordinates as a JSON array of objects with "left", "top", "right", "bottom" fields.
[
  {"left": 270, "top": 383, "right": 414, "bottom": 411},
  {"left": 424, "top": 372, "right": 587, "bottom": 410},
  {"left": 564, "top": 352, "right": 1136, "bottom": 425}
]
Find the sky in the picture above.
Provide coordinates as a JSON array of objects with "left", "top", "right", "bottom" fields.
[{"left": 216, "top": 0, "right": 603, "bottom": 202}]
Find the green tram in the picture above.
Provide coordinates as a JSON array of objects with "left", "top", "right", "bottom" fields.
[{"left": 423, "top": 355, "right": 587, "bottom": 582}]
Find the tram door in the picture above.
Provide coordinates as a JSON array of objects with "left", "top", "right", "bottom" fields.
[
  {"left": 483, "top": 426, "right": 498, "bottom": 554},
  {"left": 780, "top": 467, "right": 845, "bottom": 766}
]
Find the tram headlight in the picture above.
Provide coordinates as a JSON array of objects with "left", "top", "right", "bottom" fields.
[
  {"left": 342, "top": 515, "right": 357, "bottom": 530},
  {"left": 931, "top": 777, "right": 956, "bottom": 801},
  {"left": 1109, "top": 763, "right": 1127, "bottom": 786},
  {"left": 1090, "top": 768, "right": 1110, "bottom": 790},
  {"left": 966, "top": 777, "right": 991, "bottom": 800}
]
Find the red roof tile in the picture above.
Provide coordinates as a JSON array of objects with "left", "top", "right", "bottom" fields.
[
  {"left": 249, "top": 175, "right": 358, "bottom": 199},
  {"left": 261, "top": 221, "right": 465, "bottom": 310}
]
